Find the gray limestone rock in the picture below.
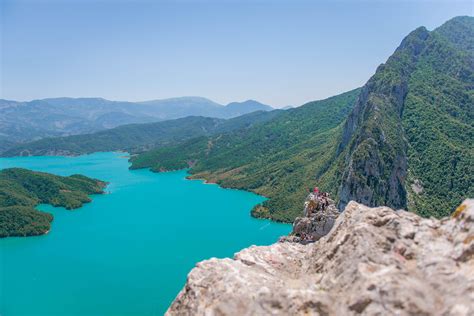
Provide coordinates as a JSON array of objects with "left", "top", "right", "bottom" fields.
[{"left": 167, "top": 199, "right": 474, "bottom": 315}]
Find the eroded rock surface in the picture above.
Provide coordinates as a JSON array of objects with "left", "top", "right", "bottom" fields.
[
  {"left": 281, "top": 192, "right": 340, "bottom": 244},
  {"left": 167, "top": 200, "right": 474, "bottom": 315}
]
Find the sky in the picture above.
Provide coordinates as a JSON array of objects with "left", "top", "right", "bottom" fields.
[{"left": 0, "top": 0, "right": 472, "bottom": 108}]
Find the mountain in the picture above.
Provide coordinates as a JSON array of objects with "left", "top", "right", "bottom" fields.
[
  {"left": 129, "top": 16, "right": 473, "bottom": 221},
  {"left": 0, "top": 98, "right": 153, "bottom": 141},
  {"left": 137, "top": 97, "right": 223, "bottom": 119},
  {"left": 129, "top": 89, "right": 360, "bottom": 222},
  {"left": 3, "top": 110, "right": 282, "bottom": 157},
  {"left": 335, "top": 16, "right": 473, "bottom": 218},
  {"left": 138, "top": 98, "right": 272, "bottom": 119},
  {"left": 0, "top": 168, "right": 106, "bottom": 237},
  {"left": 0, "top": 96, "right": 274, "bottom": 152},
  {"left": 221, "top": 100, "right": 273, "bottom": 117},
  {"left": 2, "top": 117, "right": 224, "bottom": 157}
]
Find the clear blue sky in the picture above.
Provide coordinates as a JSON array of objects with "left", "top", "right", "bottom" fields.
[{"left": 1, "top": 0, "right": 472, "bottom": 107}]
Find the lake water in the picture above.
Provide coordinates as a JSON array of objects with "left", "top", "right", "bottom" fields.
[{"left": 0, "top": 152, "right": 290, "bottom": 315}]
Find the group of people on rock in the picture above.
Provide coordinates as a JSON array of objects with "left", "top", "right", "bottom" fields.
[{"left": 304, "top": 186, "right": 331, "bottom": 217}]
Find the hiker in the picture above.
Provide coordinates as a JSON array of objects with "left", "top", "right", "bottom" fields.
[
  {"left": 319, "top": 192, "right": 327, "bottom": 209},
  {"left": 306, "top": 199, "right": 317, "bottom": 217},
  {"left": 324, "top": 192, "right": 331, "bottom": 208},
  {"left": 304, "top": 200, "right": 310, "bottom": 217}
]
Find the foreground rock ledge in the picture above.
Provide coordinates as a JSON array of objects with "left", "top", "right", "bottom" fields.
[{"left": 167, "top": 200, "right": 474, "bottom": 315}]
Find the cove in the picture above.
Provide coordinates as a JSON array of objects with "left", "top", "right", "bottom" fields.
[{"left": 0, "top": 152, "right": 290, "bottom": 315}]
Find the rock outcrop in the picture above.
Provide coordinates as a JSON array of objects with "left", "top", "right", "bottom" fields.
[
  {"left": 281, "top": 192, "right": 340, "bottom": 244},
  {"left": 167, "top": 199, "right": 474, "bottom": 315}
]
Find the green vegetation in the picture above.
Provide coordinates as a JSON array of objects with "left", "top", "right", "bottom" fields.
[
  {"left": 402, "top": 17, "right": 474, "bottom": 217},
  {"left": 130, "top": 89, "right": 360, "bottom": 221},
  {"left": 0, "top": 96, "right": 273, "bottom": 152},
  {"left": 0, "top": 168, "right": 106, "bottom": 237},
  {"left": 336, "top": 16, "right": 473, "bottom": 218},
  {"left": 130, "top": 16, "right": 473, "bottom": 221},
  {"left": 3, "top": 111, "right": 281, "bottom": 157},
  {"left": 2, "top": 117, "right": 224, "bottom": 156},
  {"left": 334, "top": 26, "right": 432, "bottom": 212}
]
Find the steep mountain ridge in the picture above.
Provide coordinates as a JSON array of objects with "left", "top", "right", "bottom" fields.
[
  {"left": 336, "top": 16, "right": 473, "bottom": 217},
  {"left": 335, "top": 26, "right": 430, "bottom": 211}
]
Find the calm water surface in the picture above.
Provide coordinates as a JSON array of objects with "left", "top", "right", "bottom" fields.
[{"left": 0, "top": 152, "right": 290, "bottom": 315}]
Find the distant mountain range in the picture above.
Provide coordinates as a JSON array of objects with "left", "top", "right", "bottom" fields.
[{"left": 0, "top": 96, "right": 273, "bottom": 151}]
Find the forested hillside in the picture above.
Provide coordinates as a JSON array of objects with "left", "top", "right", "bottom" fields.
[
  {"left": 0, "top": 168, "right": 106, "bottom": 237},
  {"left": 130, "top": 89, "right": 360, "bottom": 221},
  {"left": 3, "top": 110, "right": 281, "bottom": 157},
  {"left": 0, "top": 97, "right": 273, "bottom": 152},
  {"left": 130, "top": 16, "right": 473, "bottom": 221}
]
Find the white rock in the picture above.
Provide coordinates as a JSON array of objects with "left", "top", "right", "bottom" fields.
[{"left": 167, "top": 200, "right": 474, "bottom": 315}]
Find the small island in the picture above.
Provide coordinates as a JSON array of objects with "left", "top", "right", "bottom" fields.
[{"left": 0, "top": 168, "right": 106, "bottom": 237}]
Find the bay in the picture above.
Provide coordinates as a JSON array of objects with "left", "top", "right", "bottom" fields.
[{"left": 0, "top": 152, "right": 290, "bottom": 315}]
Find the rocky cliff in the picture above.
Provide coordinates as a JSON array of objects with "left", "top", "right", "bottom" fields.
[
  {"left": 336, "top": 16, "right": 474, "bottom": 217},
  {"left": 335, "top": 27, "right": 429, "bottom": 211},
  {"left": 167, "top": 199, "right": 474, "bottom": 315}
]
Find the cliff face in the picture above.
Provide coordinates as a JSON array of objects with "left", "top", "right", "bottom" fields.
[
  {"left": 336, "top": 27, "right": 429, "bottom": 211},
  {"left": 335, "top": 17, "right": 474, "bottom": 217},
  {"left": 167, "top": 199, "right": 474, "bottom": 315}
]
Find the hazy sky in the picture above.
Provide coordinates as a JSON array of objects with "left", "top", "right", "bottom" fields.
[{"left": 1, "top": 0, "right": 472, "bottom": 107}]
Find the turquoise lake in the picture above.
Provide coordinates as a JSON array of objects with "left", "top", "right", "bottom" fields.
[{"left": 0, "top": 152, "right": 290, "bottom": 315}]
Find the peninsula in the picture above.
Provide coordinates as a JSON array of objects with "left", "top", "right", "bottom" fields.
[{"left": 0, "top": 168, "right": 106, "bottom": 237}]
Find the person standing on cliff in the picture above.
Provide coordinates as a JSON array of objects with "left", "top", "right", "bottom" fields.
[{"left": 313, "top": 187, "right": 319, "bottom": 196}]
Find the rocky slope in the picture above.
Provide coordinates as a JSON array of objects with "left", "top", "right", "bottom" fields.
[{"left": 167, "top": 199, "right": 474, "bottom": 315}]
